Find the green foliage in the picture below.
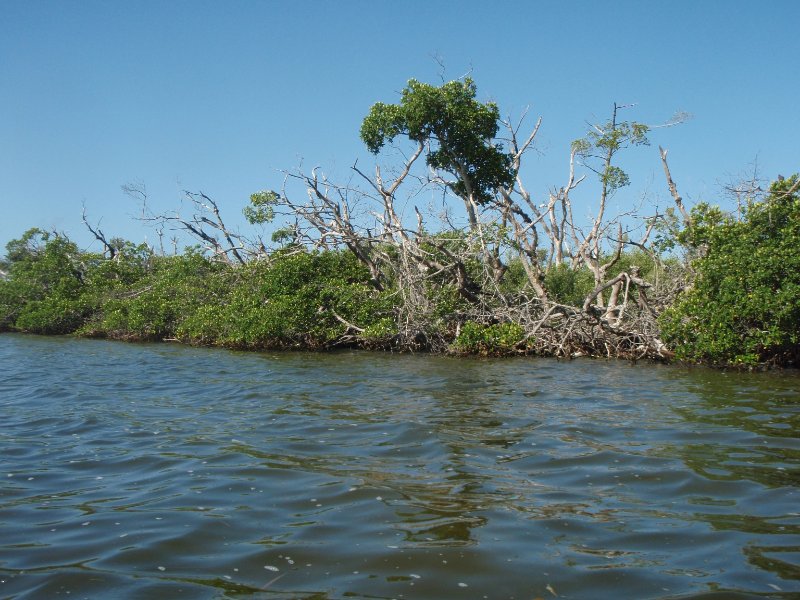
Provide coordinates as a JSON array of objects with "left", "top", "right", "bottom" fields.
[
  {"left": 360, "top": 78, "right": 515, "bottom": 203},
  {"left": 5, "top": 228, "right": 50, "bottom": 263},
  {"left": 14, "top": 295, "right": 93, "bottom": 335},
  {"left": 543, "top": 263, "right": 594, "bottom": 306},
  {"left": 605, "top": 249, "right": 658, "bottom": 281},
  {"left": 660, "top": 175, "right": 800, "bottom": 366},
  {"left": 540, "top": 250, "right": 660, "bottom": 309},
  {"left": 676, "top": 202, "right": 732, "bottom": 249},
  {"left": 94, "top": 251, "right": 226, "bottom": 340},
  {"left": 428, "top": 282, "right": 468, "bottom": 323},
  {"left": 270, "top": 227, "right": 297, "bottom": 245},
  {"left": 452, "top": 321, "right": 526, "bottom": 355},
  {"left": 573, "top": 113, "right": 649, "bottom": 194},
  {"left": 243, "top": 190, "right": 279, "bottom": 225},
  {"left": 0, "top": 229, "right": 161, "bottom": 335},
  {"left": 82, "top": 243, "right": 153, "bottom": 292},
  {"left": 0, "top": 229, "right": 89, "bottom": 333},
  {"left": 177, "top": 250, "right": 392, "bottom": 349},
  {"left": 0, "top": 228, "right": 393, "bottom": 349},
  {"left": 361, "top": 317, "right": 398, "bottom": 343},
  {"left": 498, "top": 258, "right": 529, "bottom": 295},
  {"left": 601, "top": 165, "right": 630, "bottom": 191},
  {"left": 649, "top": 207, "right": 682, "bottom": 254}
]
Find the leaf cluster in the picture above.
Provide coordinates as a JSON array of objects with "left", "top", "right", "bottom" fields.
[
  {"left": 360, "top": 78, "right": 515, "bottom": 203},
  {"left": 243, "top": 190, "right": 279, "bottom": 225},
  {"left": 573, "top": 118, "right": 650, "bottom": 193}
]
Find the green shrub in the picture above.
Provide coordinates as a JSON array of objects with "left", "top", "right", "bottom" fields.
[
  {"left": 362, "top": 317, "right": 398, "bottom": 343},
  {"left": 0, "top": 229, "right": 89, "bottom": 333},
  {"left": 177, "top": 250, "right": 391, "bottom": 349},
  {"left": 93, "top": 251, "right": 227, "bottom": 340},
  {"left": 452, "top": 321, "right": 526, "bottom": 355},
  {"left": 660, "top": 175, "right": 800, "bottom": 366},
  {"left": 606, "top": 249, "right": 657, "bottom": 281},
  {"left": 14, "top": 295, "right": 92, "bottom": 334},
  {"left": 543, "top": 263, "right": 594, "bottom": 306},
  {"left": 497, "top": 257, "right": 529, "bottom": 295}
]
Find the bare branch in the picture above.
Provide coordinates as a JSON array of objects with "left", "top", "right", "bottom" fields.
[
  {"left": 81, "top": 203, "right": 117, "bottom": 259},
  {"left": 658, "top": 146, "right": 691, "bottom": 225}
]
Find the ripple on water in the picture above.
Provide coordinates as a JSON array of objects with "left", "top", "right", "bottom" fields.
[{"left": 1, "top": 336, "right": 799, "bottom": 599}]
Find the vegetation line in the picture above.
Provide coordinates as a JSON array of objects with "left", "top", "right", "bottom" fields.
[{"left": 1, "top": 79, "right": 797, "bottom": 368}]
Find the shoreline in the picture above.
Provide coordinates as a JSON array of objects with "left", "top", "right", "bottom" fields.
[{"left": 3, "top": 330, "right": 796, "bottom": 373}]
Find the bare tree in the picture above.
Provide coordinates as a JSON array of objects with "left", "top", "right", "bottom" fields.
[
  {"left": 109, "top": 80, "right": 694, "bottom": 360},
  {"left": 259, "top": 97, "right": 688, "bottom": 359},
  {"left": 123, "top": 183, "right": 262, "bottom": 264},
  {"left": 81, "top": 203, "right": 118, "bottom": 259}
]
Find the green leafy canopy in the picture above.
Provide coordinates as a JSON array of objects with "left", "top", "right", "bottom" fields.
[
  {"left": 243, "top": 190, "right": 279, "bottom": 225},
  {"left": 572, "top": 116, "right": 650, "bottom": 193},
  {"left": 360, "top": 78, "right": 515, "bottom": 203}
]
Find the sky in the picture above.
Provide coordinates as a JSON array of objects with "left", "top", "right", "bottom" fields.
[{"left": 2, "top": 0, "right": 799, "bottom": 255}]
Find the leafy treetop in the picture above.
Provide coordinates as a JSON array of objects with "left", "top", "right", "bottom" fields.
[
  {"left": 360, "top": 78, "right": 515, "bottom": 204},
  {"left": 572, "top": 110, "right": 650, "bottom": 194}
]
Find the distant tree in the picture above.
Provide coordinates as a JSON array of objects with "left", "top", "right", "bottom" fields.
[{"left": 0, "top": 229, "right": 89, "bottom": 333}]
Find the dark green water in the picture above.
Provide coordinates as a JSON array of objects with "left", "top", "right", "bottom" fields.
[{"left": 1, "top": 334, "right": 798, "bottom": 599}]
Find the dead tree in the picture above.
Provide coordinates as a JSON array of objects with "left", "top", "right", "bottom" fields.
[
  {"left": 265, "top": 90, "right": 688, "bottom": 359},
  {"left": 123, "top": 184, "right": 260, "bottom": 264},
  {"left": 81, "top": 203, "right": 118, "bottom": 259}
]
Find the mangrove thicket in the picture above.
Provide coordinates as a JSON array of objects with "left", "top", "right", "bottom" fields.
[{"left": 1, "top": 78, "right": 797, "bottom": 368}]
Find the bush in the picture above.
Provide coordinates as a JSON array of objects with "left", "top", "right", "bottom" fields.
[
  {"left": 452, "top": 321, "right": 526, "bottom": 355},
  {"left": 0, "top": 229, "right": 89, "bottom": 333},
  {"left": 660, "top": 175, "right": 800, "bottom": 366},
  {"left": 361, "top": 317, "right": 398, "bottom": 344},
  {"left": 543, "top": 263, "right": 594, "bottom": 306},
  {"left": 177, "top": 250, "right": 392, "bottom": 349},
  {"left": 14, "top": 295, "right": 93, "bottom": 334},
  {"left": 93, "top": 251, "right": 227, "bottom": 340}
]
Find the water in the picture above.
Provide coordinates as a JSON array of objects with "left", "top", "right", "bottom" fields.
[{"left": 1, "top": 334, "right": 798, "bottom": 599}]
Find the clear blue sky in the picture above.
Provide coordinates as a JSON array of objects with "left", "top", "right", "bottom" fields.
[{"left": 2, "top": 0, "right": 798, "bottom": 254}]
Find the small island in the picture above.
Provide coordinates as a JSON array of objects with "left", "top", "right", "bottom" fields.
[{"left": 1, "top": 78, "right": 798, "bottom": 369}]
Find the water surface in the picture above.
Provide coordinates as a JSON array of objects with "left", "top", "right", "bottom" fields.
[{"left": 1, "top": 334, "right": 798, "bottom": 599}]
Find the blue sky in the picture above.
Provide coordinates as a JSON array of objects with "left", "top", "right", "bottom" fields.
[{"left": 2, "top": 0, "right": 799, "bottom": 254}]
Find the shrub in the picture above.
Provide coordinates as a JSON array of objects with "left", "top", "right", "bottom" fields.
[
  {"left": 660, "top": 176, "right": 800, "bottom": 366},
  {"left": 177, "top": 250, "right": 391, "bottom": 349},
  {"left": 452, "top": 321, "right": 526, "bottom": 355},
  {"left": 0, "top": 229, "right": 89, "bottom": 333},
  {"left": 93, "top": 251, "right": 227, "bottom": 340},
  {"left": 543, "top": 263, "right": 594, "bottom": 306}
]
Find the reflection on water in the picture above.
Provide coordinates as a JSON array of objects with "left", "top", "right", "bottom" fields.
[{"left": 0, "top": 334, "right": 798, "bottom": 599}]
